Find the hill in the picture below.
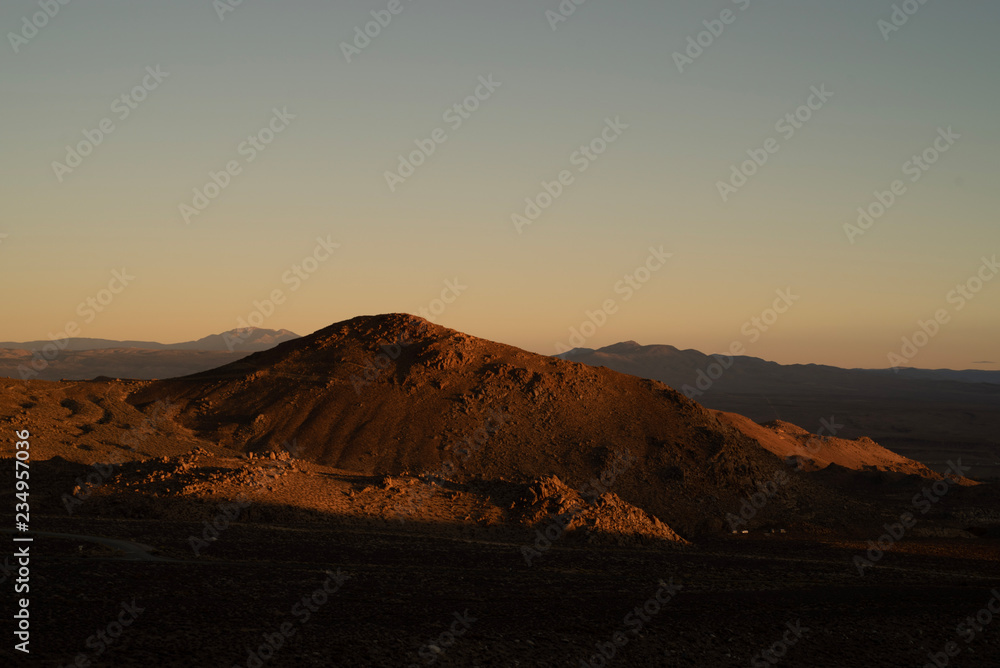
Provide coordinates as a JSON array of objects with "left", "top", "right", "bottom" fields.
[{"left": 128, "top": 314, "right": 946, "bottom": 535}]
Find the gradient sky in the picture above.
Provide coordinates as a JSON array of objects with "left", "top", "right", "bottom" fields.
[{"left": 2, "top": 0, "right": 997, "bottom": 369}]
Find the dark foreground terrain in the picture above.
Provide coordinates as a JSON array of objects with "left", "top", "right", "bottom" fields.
[{"left": 10, "top": 513, "right": 1000, "bottom": 668}]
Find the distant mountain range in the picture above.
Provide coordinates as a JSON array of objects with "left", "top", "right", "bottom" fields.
[
  {"left": 0, "top": 328, "right": 299, "bottom": 381},
  {"left": 559, "top": 341, "right": 1000, "bottom": 476},
  {"left": 558, "top": 341, "right": 1000, "bottom": 389},
  {"left": 0, "top": 328, "right": 299, "bottom": 352}
]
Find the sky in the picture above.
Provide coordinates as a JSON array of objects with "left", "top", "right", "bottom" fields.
[{"left": 1, "top": 0, "right": 997, "bottom": 370}]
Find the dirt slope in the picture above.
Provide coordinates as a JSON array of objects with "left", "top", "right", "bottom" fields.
[{"left": 714, "top": 411, "right": 971, "bottom": 482}]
